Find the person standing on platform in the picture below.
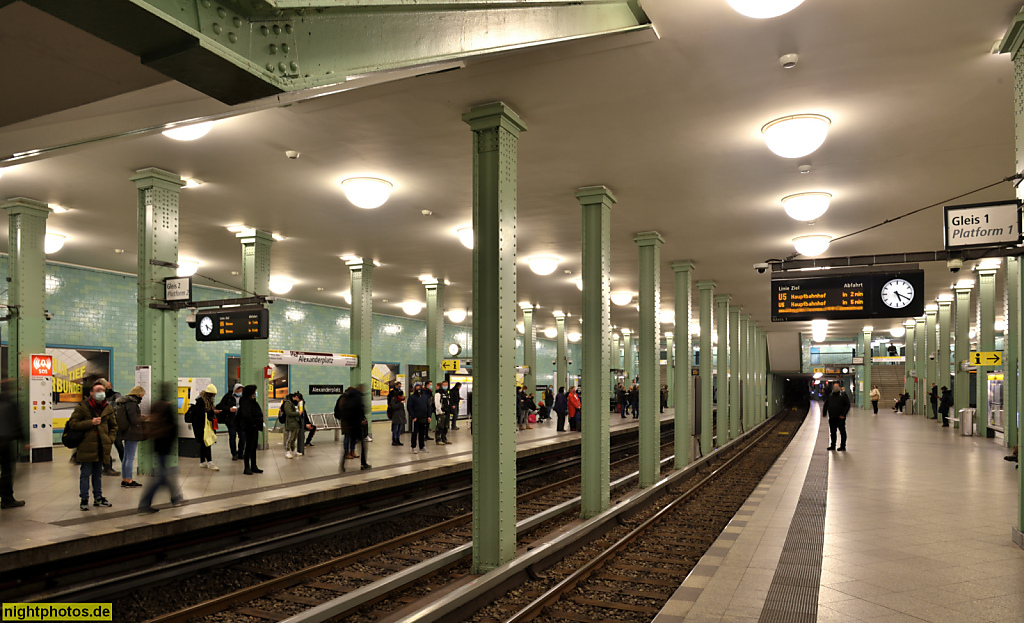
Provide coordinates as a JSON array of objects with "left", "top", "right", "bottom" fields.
[
  {"left": 340, "top": 385, "right": 371, "bottom": 471},
  {"left": 390, "top": 388, "right": 407, "bottom": 446},
  {"left": 450, "top": 382, "right": 463, "bottom": 430},
  {"left": 629, "top": 383, "right": 639, "bottom": 418},
  {"left": 543, "top": 387, "right": 553, "bottom": 420},
  {"left": 191, "top": 384, "right": 220, "bottom": 471},
  {"left": 567, "top": 386, "right": 581, "bottom": 431},
  {"left": 0, "top": 381, "right": 25, "bottom": 509},
  {"left": 238, "top": 384, "right": 264, "bottom": 475},
  {"left": 408, "top": 382, "right": 431, "bottom": 453},
  {"left": 616, "top": 383, "right": 627, "bottom": 419},
  {"left": 138, "top": 386, "right": 184, "bottom": 513},
  {"left": 282, "top": 392, "right": 300, "bottom": 459},
  {"left": 297, "top": 393, "right": 315, "bottom": 449},
  {"left": 97, "top": 379, "right": 121, "bottom": 476},
  {"left": 423, "top": 381, "right": 435, "bottom": 441},
  {"left": 660, "top": 385, "right": 667, "bottom": 414},
  {"left": 869, "top": 385, "right": 881, "bottom": 415},
  {"left": 929, "top": 383, "right": 938, "bottom": 419},
  {"left": 435, "top": 381, "right": 452, "bottom": 444},
  {"left": 68, "top": 381, "right": 116, "bottom": 510},
  {"left": 554, "top": 387, "right": 568, "bottom": 432},
  {"left": 116, "top": 386, "right": 146, "bottom": 488},
  {"left": 824, "top": 381, "right": 850, "bottom": 451},
  {"left": 939, "top": 386, "right": 953, "bottom": 427},
  {"left": 216, "top": 384, "right": 245, "bottom": 461}
]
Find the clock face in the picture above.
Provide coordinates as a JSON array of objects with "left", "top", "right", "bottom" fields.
[
  {"left": 199, "top": 316, "right": 214, "bottom": 336},
  {"left": 448, "top": 343, "right": 461, "bottom": 356},
  {"left": 880, "top": 278, "right": 914, "bottom": 309}
]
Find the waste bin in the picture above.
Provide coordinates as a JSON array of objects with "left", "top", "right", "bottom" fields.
[{"left": 959, "top": 408, "right": 975, "bottom": 436}]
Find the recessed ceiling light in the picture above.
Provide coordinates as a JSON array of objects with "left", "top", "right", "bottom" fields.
[
  {"left": 527, "top": 256, "right": 560, "bottom": 275},
  {"left": 457, "top": 227, "right": 473, "bottom": 249},
  {"left": 176, "top": 260, "right": 200, "bottom": 277},
  {"left": 762, "top": 114, "right": 831, "bottom": 158},
  {"left": 610, "top": 291, "right": 634, "bottom": 306},
  {"left": 162, "top": 121, "right": 213, "bottom": 141},
  {"left": 231, "top": 271, "right": 240, "bottom": 276},
  {"left": 781, "top": 192, "right": 831, "bottom": 221},
  {"left": 340, "top": 177, "right": 393, "bottom": 209},
  {"left": 226, "top": 225, "right": 250, "bottom": 233},
  {"left": 114, "top": 249, "right": 125, "bottom": 254},
  {"left": 421, "top": 209, "right": 433, "bottom": 216},
  {"left": 48, "top": 203, "right": 69, "bottom": 213},
  {"left": 182, "top": 178, "right": 203, "bottom": 188},
  {"left": 792, "top": 234, "right": 831, "bottom": 257},
  {"left": 340, "top": 255, "right": 360, "bottom": 263},
  {"left": 272, "top": 233, "right": 286, "bottom": 241},
  {"left": 268, "top": 277, "right": 295, "bottom": 294},
  {"left": 44, "top": 233, "right": 66, "bottom": 254},
  {"left": 726, "top": 0, "right": 805, "bottom": 19},
  {"left": 316, "top": 287, "right": 324, "bottom": 292}
]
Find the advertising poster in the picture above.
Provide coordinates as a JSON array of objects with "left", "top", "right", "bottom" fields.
[
  {"left": 227, "top": 356, "right": 289, "bottom": 424},
  {"left": 371, "top": 363, "right": 399, "bottom": 416}
]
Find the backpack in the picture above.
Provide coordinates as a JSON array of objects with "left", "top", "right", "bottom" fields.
[
  {"left": 62, "top": 425, "right": 85, "bottom": 449},
  {"left": 114, "top": 398, "right": 130, "bottom": 433},
  {"left": 183, "top": 400, "right": 202, "bottom": 424}
]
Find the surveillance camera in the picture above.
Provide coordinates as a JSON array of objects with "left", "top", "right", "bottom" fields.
[
  {"left": 186, "top": 312, "right": 197, "bottom": 328},
  {"left": 44, "top": 311, "right": 54, "bottom": 321},
  {"left": 754, "top": 262, "right": 769, "bottom": 274},
  {"left": 285, "top": 150, "right": 300, "bottom": 160},
  {"left": 947, "top": 258, "right": 962, "bottom": 274}
]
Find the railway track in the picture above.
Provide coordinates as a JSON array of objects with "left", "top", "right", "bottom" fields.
[{"left": 141, "top": 441, "right": 679, "bottom": 623}]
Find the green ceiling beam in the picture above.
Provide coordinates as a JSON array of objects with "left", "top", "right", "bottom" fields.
[{"left": 27, "top": 0, "right": 652, "bottom": 105}]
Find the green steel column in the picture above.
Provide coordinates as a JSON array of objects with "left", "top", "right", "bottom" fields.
[
  {"left": 697, "top": 280, "right": 715, "bottom": 455},
  {"left": 2, "top": 198, "right": 49, "bottom": 462},
  {"left": 915, "top": 317, "right": 926, "bottom": 415},
  {"left": 130, "top": 169, "right": 184, "bottom": 472},
  {"left": 666, "top": 333, "right": 675, "bottom": 409},
  {"left": 554, "top": 311, "right": 567, "bottom": 391},
  {"left": 635, "top": 231, "right": 663, "bottom": 486},
  {"left": 978, "top": 267, "right": 997, "bottom": 438},
  {"left": 739, "top": 313, "right": 749, "bottom": 430},
  {"left": 348, "top": 258, "right": 374, "bottom": 419},
  {"left": 671, "top": 261, "right": 695, "bottom": 468},
  {"left": 611, "top": 332, "right": 621, "bottom": 371},
  {"left": 728, "top": 307, "right": 740, "bottom": 438},
  {"left": 938, "top": 296, "right": 953, "bottom": 407},
  {"left": 623, "top": 329, "right": 634, "bottom": 383},
  {"left": 578, "top": 186, "right": 615, "bottom": 512},
  {"left": 714, "top": 295, "right": 730, "bottom": 443},
  {"left": 521, "top": 302, "right": 537, "bottom": 393},
  {"left": 954, "top": 284, "right": 973, "bottom": 428},
  {"left": 904, "top": 320, "right": 916, "bottom": 407},
  {"left": 241, "top": 230, "right": 274, "bottom": 447},
  {"left": 862, "top": 327, "right": 872, "bottom": 411},
  {"left": 925, "top": 307, "right": 938, "bottom": 418},
  {"left": 463, "top": 102, "right": 526, "bottom": 573},
  {"left": 757, "top": 327, "right": 765, "bottom": 422},
  {"left": 1005, "top": 259, "right": 1018, "bottom": 450},
  {"left": 425, "top": 278, "right": 445, "bottom": 382}
]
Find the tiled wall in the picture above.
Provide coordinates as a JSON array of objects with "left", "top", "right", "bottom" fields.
[{"left": 0, "top": 258, "right": 582, "bottom": 417}]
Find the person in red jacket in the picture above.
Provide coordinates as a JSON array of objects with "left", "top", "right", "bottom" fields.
[{"left": 567, "top": 387, "right": 581, "bottom": 431}]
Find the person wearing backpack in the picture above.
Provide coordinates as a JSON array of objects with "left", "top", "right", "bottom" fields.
[
  {"left": 116, "top": 386, "right": 146, "bottom": 488},
  {"left": 67, "top": 381, "right": 117, "bottom": 511},
  {"left": 189, "top": 384, "right": 220, "bottom": 471},
  {"left": 340, "top": 385, "right": 370, "bottom": 471},
  {"left": 0, "top": 381, "right": 25, "bottom": 509},
  {"left": 237, "top": 384, "right": 264, "bottom": 475}
]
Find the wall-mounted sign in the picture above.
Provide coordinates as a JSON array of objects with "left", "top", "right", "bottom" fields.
[
  {"left": 970, "top": 351, "right": 1002, "bottom": 366},
  {"left": 30, "top": 354, "right": 53, "bottom": 377},
  {"left": 309, "top": 384, "right": 345, "bottom": 395},
  {"left": 269, "top": 350, "right": 357, "bottom": 367},
  {"left": 196, "top": 308, "right": 269, "bottom": 341},
  {"left": 944, "top": 200, "right": 1022, "bottom": 249},
  {"left": 441, "top": 359, "right": 460, "bottom": 372},
  {"left": 771, "top": 270, "right": 925, "bottom": 322},
  {"left": 852, "top": 356, "right": 864, "bottom": 365},
  {"left": 164, "top": 276, "right": 192, "bottom": 302}
]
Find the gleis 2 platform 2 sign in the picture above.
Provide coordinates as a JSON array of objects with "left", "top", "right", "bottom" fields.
[{"left": 771, "top": 270, "right": 925, "bottom": 322}]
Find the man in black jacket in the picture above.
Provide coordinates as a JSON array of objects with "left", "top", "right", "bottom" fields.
[
  {"left": 407, "top": 383, "right": 431, "bottom": 453},
  {"left": 0, "top": 382, "right": 25, "bottom": 509},
  {"left": 823, "top": 381, "right": 850, "bottom": 451}
]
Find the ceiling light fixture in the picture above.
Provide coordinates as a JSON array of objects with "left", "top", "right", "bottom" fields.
[
  {"left": 341, "top": 177, "right": 393, "bottom": 209},
  {"left": 572, "top": 277, "right": 583, "bottom": 291},
  {"left": 182, "top": 178, "right": 203, "bottom": 189},
  {"left": 457, "top": 227, "right": 474, "bottom": 250},
  {"left": 995, "top": 320, "right": 1008, "bottom": 332},
  {"left": 446, "top": 308, "right": 467, "bottom": 323},
  {"left": 527, "top": 256, "right": 560, "bottom": 275},
  {"left": 761, "top": 114, "right": 831, "bottom": 158},
  {"left": 781, "top": 192, "right": 832, "bottom": 221},
  {"left": 162, "top": 121, "right": 213, "bottom": 141},
  {"left": 402, "top": 301, "right": 424, "bottom": 315},
  {"left": 272, "top": 234, "right": 286, "bottom": 241},
  {"left": 567, "top": 331, "right": 582, "bottom": 343},
  {"left": 659, "top": 309, "right": 675, "bottom": 325},
  {"left": 517, "top": 322, "right": 525, "bottom": 334},
  {"left": 340, "top": 255, "right": 361, "bottom": 263},
  {"left": 890, "top": 326, "right": 905, "bottom": 338},
  {"left": 48, "top": 203, "right": 69, "bottom": 213},
  {"left": 544, "top": 327, "right": 558, "bottom": 338},
  {"left": 268, "top": 277, "right": 294, "bottom": 294},
  {"left": 44, "top": 233, "right": 66, "bottom": 254},
  {"left": 690, "top": 321, "right": 701, "bottom": 336},
  {"left": 176, "top": 260, "right": 200, "bottom": 277},
  {"left": 341, "top": 291, "right": 352, "bottom": 304},
  {"left": 792, "top": 234, "right": 832, "bottom": 257},
  {"left": 726, "top": 0, "right": 805, "bottom": 18},
  {"left": 610, "top": 291, "right": 634, "bottom": 306}
]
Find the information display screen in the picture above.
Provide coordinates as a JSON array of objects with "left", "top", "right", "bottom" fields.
[
  {"left": 196, "top": 308, "right": 270, "bottom": 341},
  {"left": 771, "top": 270, "right": 924, "bottom": 322}
]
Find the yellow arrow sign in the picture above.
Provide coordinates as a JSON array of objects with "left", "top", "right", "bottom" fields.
[
  {"left": 441, "top": 359, "right": 459, "bottom": 372},
  {"left": 970, "top": 351, "right": 1002, "bottom": 366}
]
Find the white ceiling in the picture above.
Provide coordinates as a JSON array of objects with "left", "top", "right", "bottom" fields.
[{"left": 0, "top": 0, "right": 1021, "bottom": 343}]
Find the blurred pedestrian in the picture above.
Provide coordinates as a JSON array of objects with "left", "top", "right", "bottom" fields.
[
  {"left": 216, "top": 384, "right": 244, "bottom": 461},
  {"left": 408, "top": 382, "right": 430, "bottom": 453},
  {"left": 869, "top": 385, "right": 880, "bottom": 414},
  {"left": 554, "top": 386, "right": 568, "bottom": 432},
  {"left": 0, "top": 381, "right": 25, "bottom": 509},
  {"left": 67, "top": 381, "right": 116, "bottom": 510},
  {"left": 238, "top": 385, "right": 264, "bottom": 475},
  {"left": 568, "top": 387, "right": 581, "bottom": 431},
  {"left": 390, "top": 388, "right": 407, "bottom": 446},
  {"left": 281, "top": 392, "right": 300, "bottom": 459},
  {"left": 939, "top": 386, "right": 953, "bottom": 427},
  {"left": 340, "top": 385, "right": 370, "bottom": 470},
  {"left": 138, "top": 385, "right": 184, "bottom": 513},
  {"left": 97, "top": 378, "right": 121, "bottom": 476},
  {"left": 450, "top": 382, "right": 463, "bottom": 430}
]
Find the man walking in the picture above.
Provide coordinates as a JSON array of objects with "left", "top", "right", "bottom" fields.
[{"left": 823, "top": 381, "right": 850, "bottom": 451}]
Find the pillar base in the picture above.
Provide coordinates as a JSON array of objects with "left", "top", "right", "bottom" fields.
[{"left": 1013, "top": 527, "right": 1023, "bottom": 550}]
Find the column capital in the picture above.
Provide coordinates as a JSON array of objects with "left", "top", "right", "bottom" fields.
[
  {"left": 998, "top": 8, "right": 1024, "bottom": 57},
  {"left": 937, "top": 298, "right": 953, "bottom": 308},
  {"left": 714, "top": 294, "right": 731, "bottom": 305},
  {"left": 620, "top": 327, "right": 632, "bottom": 335},
  {"left": 462, "top": 101, "right": 527, "bottom": 135},
  {"left": 423, "top": 278, "right": 444, "bottom": 290},
  {"left": 129, "top": 167, "right": 185, "bottom": 190},
  {"left": 634, "top": 231, "right": 664, "bottom": 247},
  {"left": 519, "top": 301, "right": 535, "bottom": 311},
  {"left": 237, "top": 229, "right": 275, "bottom": 245},
  {"left": 697, "top": 280, "right": 716, "bottom": 290},
  {"left": 671, "top": 260, "right": 695, "bottom": 273},
  {"left": 575, "top": 185, "right": 618, "bottom": 207},
  {"left": 1, "top": 197, "right": 50, "bottom": 218},
  {"left": 346, "top": 258, "right": 375, "bottom": 271},
  {"left": 904, "top": 319, "right": 917, "bottom": 327},
  {"left": 978, "top": 268, "right": 999, "bottom": 277},
  {"left": 552, "top": 310, "right": 566, "bottom": 319},
  {"left": 739, "top": 312, "right": 750, "bottom": 322},
  {"left": 925, "top": 308, "right": 938, "bottom": 317}
]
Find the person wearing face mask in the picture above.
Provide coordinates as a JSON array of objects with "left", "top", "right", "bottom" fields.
[
  {"left": 282, "top": 392, "right": 301, "bottom": 459},
  {"left": 66, "top": 381, "right": 117, "bottom": 511},
  {"left": 97, "top": 378, "right": 121, "bottom": 477},
  {"left": 434, "top": 381, "right": 451, "bottom": 445},
  {"left": 237, "top": 385, "right": 264, "bottom": 475},
  {"left": 189, "top": 384, "right": 220, "bottom": 471},
  {"left": 216, "top": 384, "right": 245, "bottom": 461}
]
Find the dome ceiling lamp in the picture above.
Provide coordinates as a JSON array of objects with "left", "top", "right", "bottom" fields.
[
  {"left": 162, "top": 121, "right": 214, "bottom": 141},
  {"left": 456, "top": 227, "right": 474, "bottom": 249},
  {"left": 761, "top": 114, "right": 831, "bottom": 158},
  {"left": 782, "top": 192, "right": 832, "bottom": 222},
  {"left": 726, "top": 0, "right": 805, "bottom": 19},
  {"left": 792, "top": 234, "right": 832, "bottom": 257},
  {"left": 341, "top": 177, "right": 393, "bottom": 209},
  {"left": 44, "top": 233, "right": 66, "bottom": 254},
  {"left": 527, "top": 256, "right": 560, "bottom": 275},
  {"left": 610, "top": 291, "right": 634, "bottom": 306}
]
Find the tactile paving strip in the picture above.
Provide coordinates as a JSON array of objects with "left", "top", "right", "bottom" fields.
[{"left": 757, "top": 423, "right": 830, "bottom": 623}]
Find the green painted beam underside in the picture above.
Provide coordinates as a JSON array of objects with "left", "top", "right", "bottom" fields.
[{"left": 241, "top": 229, "right": 274, "bottom": 447}]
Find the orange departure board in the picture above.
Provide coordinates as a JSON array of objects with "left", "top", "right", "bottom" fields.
[
  {"left": 196, "top": 308, "right": 270, "bottom": 341},
  {"left": 771, "top": 270, "right": 924, "bottom": 322}
]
